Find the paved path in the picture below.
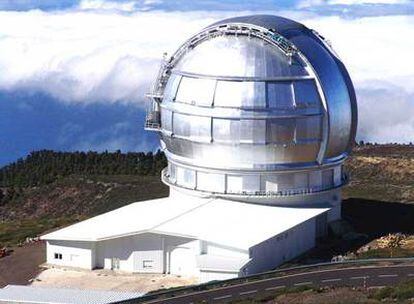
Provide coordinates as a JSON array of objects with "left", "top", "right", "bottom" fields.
[{"left": 144, "top": 264, "right": 414, "bottom": 303}]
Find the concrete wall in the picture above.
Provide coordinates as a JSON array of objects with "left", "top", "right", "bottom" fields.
[
  {"left": 199, "top": 270, "right": 239, "bottom": 283},
  {"left": 47, "top": 233, "right": 197, "bottom": 273},
  {"left": 96, "top": 233, "right": 164, "bottom": 273},
  {"left": 95, "top": 233, "right": 197, "bottom": 274},
  {"left": 243, "top": 217, "right": 316, "bottom": 275},
  {"left": 165, "top": 238, "right": 200, "bottom": 277},
  {"left": 46, "top": 240, "right": 95, "bottom": 269},
  {"left": 204, "top": 242, "right": 247, "bottom": 258}
]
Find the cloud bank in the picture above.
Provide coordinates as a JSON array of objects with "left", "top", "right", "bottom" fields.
[{"left": 0, "top": 4, "right": 412, "bottom": 144}]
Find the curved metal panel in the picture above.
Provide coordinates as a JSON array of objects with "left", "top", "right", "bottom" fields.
[
  {"left": 148, "top": 14, "right": 357, "bottom": 197},
  {"left": 174, "top": 36, "right": 308, "bottom": 78},
  {"left": 210, "top": 15, "right": 357, "bottom": 158},
  {"left": 287, "top": 34, "right": 352, "bottom": 159}
]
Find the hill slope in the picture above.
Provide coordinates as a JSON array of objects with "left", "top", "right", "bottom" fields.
[{"left": 0, "top": 144, "right": 412, "bottom": 246}]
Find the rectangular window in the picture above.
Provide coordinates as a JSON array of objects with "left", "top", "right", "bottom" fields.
[
  {"left": 173, "top": 113, "right": 211, "bottom": 142},
  {"left": 163, "top": 74, "right": 181, "bottom": 102},
  {"left": 322, "top": 169, "right": 334, "bottom": 188},
  {"left": 215, "top": 81, "right": 265, "bottom": 108},
  {"left": 168, "top": 163, "right": 176, "bottom": 183},
  {"left": 197, "top": 172, "right": 225, "bottom": 193},
  {"left": 242, "top": 175, "right": 261, "bottom": 193},
  {"left": 263, "top": 175, "right": 278, "bottom": 192},
  {"left": 267, "top": 82, "right": 294, "bottom": 109},
  {"left": 333, "top": 166, "right": 342, "bottom": 186},
  {"left": 227, "top": 175, "right": 243, "bottom": 194},
  {"left": 175, "top": 77, "right": 216, "bottom": 106},
  {"left": 54, "top": 253, "right": 62, "bottom": 260},
  {"left": 267, "top": 119, "right": 295, "bottom": 144},
  {"left": 143, "top": 260, "right": 154, "bottom": 269},
  {"left": 293, "top": 79, "right": 320, "bottom": 108},
  {"left": 176, "top": 167, "right": 196, "bottom": 189},
  {"left": 240, "top": 120, "right": 266, "bottom": 144},
  {"left": 295, "top": 116, "right": 322, "bottom": 141},
  {"left": 294, "top": 172, "right": 308, "bottom": 189},
  {"left": 213, "top": 119, "right": 265, "bottom": 144},
  {"left": 213, "top": 119, "right": 239, "bottom": 143},
  {"left": 161, "top": 109, "right": 172, "bottom": 132},
  {"left": 276, "top": 174, "right": 294, "bottom": 190}
]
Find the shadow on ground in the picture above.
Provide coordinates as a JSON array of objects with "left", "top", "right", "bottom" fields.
[
  {"left": 291, "top": 198, "right": 414, "bottom": 264},
  {"left": 343, "top": 198, "right": 414, "bottom": 238}
]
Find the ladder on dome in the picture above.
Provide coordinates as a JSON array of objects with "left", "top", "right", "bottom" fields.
[{"left": 144, "top": 53, "right": 169, "bottom": 131}]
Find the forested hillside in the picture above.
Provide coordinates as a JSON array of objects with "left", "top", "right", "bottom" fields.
[
  {"left": 0, "top": 150, "right": 168, "bottom": 245},
  {"left": 0, "top": 150, "right": 167, "bottom": 187}
]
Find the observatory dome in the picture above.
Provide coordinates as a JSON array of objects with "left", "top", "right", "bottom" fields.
[{"left": 146, "top": 15, "right": 357, "bottom": 201}]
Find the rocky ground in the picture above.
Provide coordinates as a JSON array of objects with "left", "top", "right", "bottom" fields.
[{"left": 31, "top": 267, "right": 197, "bottom": 294}]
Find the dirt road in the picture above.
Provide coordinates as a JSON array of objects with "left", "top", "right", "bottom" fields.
[{"left": 0, "top": 241, "right": 45, "bottom": 287}]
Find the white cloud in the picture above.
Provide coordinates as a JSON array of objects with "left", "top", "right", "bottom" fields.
[
  {"left": 0, "top": 7, "right": 412, "bottom": 143},
  {"left": 0, "top": 9, "right": 236, "bottom": 104},
  {"left": 78, "top": 0, "right": 138, "bottom": 12},
  {"left": 300, "top": 15, "right": 414, "bottom": 143},
  {"left": 329, "top": 0, "right": 408, "bottom": 4},
  {"left": 297, "top": 0, "right": 409, "bottom": 8},
  {"left": 356, "top": 83, "right": 414, "bottom": 143},
  {"left": 78, "top": 0, "right": 165, "bottom": 12}
]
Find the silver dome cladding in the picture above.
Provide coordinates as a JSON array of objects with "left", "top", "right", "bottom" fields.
[{"left": 145, "top": 15, "right": 357, "bottom": 198}]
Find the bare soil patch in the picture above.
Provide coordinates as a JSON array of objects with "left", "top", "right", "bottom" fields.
[
  {"left": 0, "top": 241, "right": 45, "bottom": 287},
  {"left": 31, "top": 267, "right": 197, "bottom": 293}
]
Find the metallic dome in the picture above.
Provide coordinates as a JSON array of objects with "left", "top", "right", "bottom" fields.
[{"left": 145, "top": 15, "right": 357, "bottom": 201}]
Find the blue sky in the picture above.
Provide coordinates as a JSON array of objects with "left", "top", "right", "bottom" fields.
[{"left": 1, "top": 0, "right": 413, "bottom": 166}]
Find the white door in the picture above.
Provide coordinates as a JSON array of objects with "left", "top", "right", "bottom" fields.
[
  {"left": 169, "top": 246, "right": 193, "bottom": 276},
  {"left": 111, "top": 258, "right": 120, "bottom": 270}
]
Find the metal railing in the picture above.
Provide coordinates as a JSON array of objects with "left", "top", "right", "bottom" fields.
[
  {"left": 161, "top": 168, "right": 349, "bottom": 198},
  {"left": 113, "top": 257, "right": 414, "bottom": 304}
]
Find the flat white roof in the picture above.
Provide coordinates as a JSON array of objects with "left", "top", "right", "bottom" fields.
[
  {"left": 42, "top": 192, "right": 328, "bottom": 250},
  {"left": 0, "top": 285, "right": 142, "bottom": 304}
]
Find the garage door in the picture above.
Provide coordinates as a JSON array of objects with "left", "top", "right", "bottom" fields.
[{"left": 169, "top": 246, "right": 194, "bottom": 276}]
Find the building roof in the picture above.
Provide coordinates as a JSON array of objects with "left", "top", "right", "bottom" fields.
[
  {"left": 0, "top": 285, "right": 142, "bottom": 304},
  {"left": 42, "top": 191, "right": 328, "bottom": 250}
]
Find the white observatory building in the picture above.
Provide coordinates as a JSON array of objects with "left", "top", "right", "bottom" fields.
[{"left": 42, "top": 15, "right": 357, "bottom": 282}]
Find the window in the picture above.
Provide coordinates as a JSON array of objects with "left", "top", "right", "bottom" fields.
[
  {"left": 322, "top": 169, "right": 334, "bottom": 188},
  {"left": 54, "top": 253, "right": 62, "bottom": 260},
  {"left": 213, "top": 119, "right": 239, "bottom": 143},
  {"left": 168, "top": 163, "right": 177, "bottom": 183},
  {"left": 161, "top": 108, "right": 172, "bottom": 132},
  {"left": 293, "top": 80, "right": 320, "bottom": 108},
  {"left": 240, "top": 120, "right": 266, "bottom": 144},
  {"left": 163, "top": 74, "right": 181, "bottom": 102},
  {"left": 173, "top": 113, "right": 211, "bottom": 142},
  {"left": 266, "top": 119, "right": 295, "bottom": 144},
  {"left": 175, "top": 77, "right": 216, "bottom": 106},
  {"left": 267, "top": 82, "right": 294, "bottom": 109},
  {"left": 227, "top": 175, "right": 243, "bottom": 194},
  {"left": 295, "top": 116, "right": 322, "bottom": 142},
  {"left": 197, "top": 172, "right": 225, "bottom": 193},
  {"left": 143, "top": 260, "right": 154, "bottom": 269},
  {"left": 276, "top": 174, "right": 294, "bottom": 191},
  {"left": 214, "top": 81, "right": 265, "bottom": 108},
  {"left": 294, "top": 172, "right": 308, "bottom": 189},
  {"left": 176, "top": 167, "right": 196, "bottom": 189},
  {"left": 212, "top": 119, "right": 266, "bottom": 144}
]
